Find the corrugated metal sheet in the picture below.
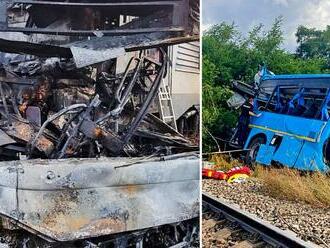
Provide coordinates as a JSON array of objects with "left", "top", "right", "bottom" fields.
[{"left": 175, "top": 42, "right": 200, "bottom": 74}]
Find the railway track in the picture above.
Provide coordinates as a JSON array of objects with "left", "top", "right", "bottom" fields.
[
  {"left": 0, "top": 218, "right": 199, "bottom": 248},
  {"left": 202, "top": 193, "right": 318, "bottom": 248}
]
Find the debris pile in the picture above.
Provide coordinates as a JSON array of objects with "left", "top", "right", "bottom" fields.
[
  {"left": 0, "top": 50, "right": 196, "bottom": 161},
  {"left": 0, "top": 0, "right": 199, "bottom": 161}
]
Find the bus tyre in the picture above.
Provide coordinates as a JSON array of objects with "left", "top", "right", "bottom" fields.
[
  {"left": 245, "top": 136, "right": 266, "bottom": 167},
  {"left": 323, "top": 138, "right": 330, "bottom": 167}
]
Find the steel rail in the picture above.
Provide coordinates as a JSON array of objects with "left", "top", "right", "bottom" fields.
[{"left": 202, "top": 193, "right": 318, "bottom": 248}]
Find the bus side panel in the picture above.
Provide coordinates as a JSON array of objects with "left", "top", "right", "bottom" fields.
[
  {"left": 246, "top": 112, "right": 327, "bottom": 170},
  {"left": 295, "top": 124, "right": 330, "bottom": 172},
  {"left": 272, "top": 136, "right": 304, "bottom": 168},
  {"left": 245, "top": 127, "right": 303, "bottom": 168},
  {"left": 246, "top": 112, "right": 305, "bottom": 167},
  {"left": 294, "top": 142, "right": 326, "bottom": 171},
  {"left": 250, "top": 112, "right": 324, "bottom": 141}
]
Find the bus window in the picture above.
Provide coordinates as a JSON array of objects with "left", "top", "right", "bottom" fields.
[
  {"left": 262, "top": 86, "right": 330, "bottom": 120},
  {"left": 287, "top": 88, "right": 305, "bottom": 116},
  {"left": 320, "top": 90, "right": 330, "bottom": 121},
  {"left": 302, "top": 99, "right": 320, "bottom": 118},
  {"left": 262, "top": 86, "right": 280, "bottom": 112}
]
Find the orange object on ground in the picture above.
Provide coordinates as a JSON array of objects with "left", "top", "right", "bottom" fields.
[
  {"left": 202, "top": 166, "right": 251, "bottom": 182},
  {"left": 226, "top": 166, "right": 251, "bottom": 178},
  {"left": 202, "top": 168, "right": 227, "bottom": 180}
]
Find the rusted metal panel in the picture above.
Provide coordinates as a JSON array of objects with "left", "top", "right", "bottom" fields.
[
  {"left": 0, "top": 153, "right": 199, "bottom": 242},
  {"left": 4, "top": 121, "right": 55, "bottom": 156},
  {"left": 71, "top": 46, "right": 125, "bottom": 68}
]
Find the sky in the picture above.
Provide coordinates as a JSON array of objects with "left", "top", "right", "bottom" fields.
[{"left": 202, "top": 0, "right": 330, "bottom": 52}]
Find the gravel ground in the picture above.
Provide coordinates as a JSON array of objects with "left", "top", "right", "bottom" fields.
[{"left": 203, "top": 178, "right": 330, "bottom": 248}]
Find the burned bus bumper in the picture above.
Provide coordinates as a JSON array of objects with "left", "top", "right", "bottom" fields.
[{"left": 0, "top": 153, "right": 199, "bottom": 242}]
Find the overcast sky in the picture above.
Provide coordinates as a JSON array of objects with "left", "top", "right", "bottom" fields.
[{"left": 202, "top": 0, "right": 330, "bottom": 52}]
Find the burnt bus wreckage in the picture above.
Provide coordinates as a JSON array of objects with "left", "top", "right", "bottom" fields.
[{"left": 0, "top": 1, "right": 200, "bottom": 247}]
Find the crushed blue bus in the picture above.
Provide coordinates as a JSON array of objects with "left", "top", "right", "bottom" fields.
[{"left": 233, "top": 73, "right": 330, "bottom": 173}]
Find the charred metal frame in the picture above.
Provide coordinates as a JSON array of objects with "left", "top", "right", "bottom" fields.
[
  {"left": 27, "top": 49, "right": 169, "bottom": 159},
  {"left": 2, "top": 214, "right": 199, "bottom": 247},
  {"left": 29, "top": 103, "right": 87, "bottom": 158},
  {"left": 123, "top": 48, "right": 166, "bottom": 143},
  {"left": 0, "top": 0, "right": 190, "bottom": 36}
]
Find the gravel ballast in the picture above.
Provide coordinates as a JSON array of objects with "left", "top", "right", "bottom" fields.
[{"left": 203, "top": 179, "right": 330, "bottom": 248}]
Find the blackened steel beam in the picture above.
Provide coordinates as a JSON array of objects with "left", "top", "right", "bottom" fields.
[
  {"left": 12, "top": 0, "right": 181, "bottom": 6},
  {"left": 3, "top": 27, "right": 184, "bottom": 36},
  {"left": 123, "top": 48, "right": 166, "bottom": 143},
  {"left": 0, "top": 38, "right": 72, "bottom": 58},
  {"left": 0, "top": 33, "right": 199, "bottom": 65}
]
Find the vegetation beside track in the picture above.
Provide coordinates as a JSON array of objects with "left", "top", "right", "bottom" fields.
[{"left": 205, "top": 154, "right": 330, "bottom": 207}]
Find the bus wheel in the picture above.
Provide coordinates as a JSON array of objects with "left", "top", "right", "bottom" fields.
[
  {"left": 245, "top": 136, "right": 266, "bottom": 167},
  {"left": 323, "top": 138, "right": 330, "bottom": 167}
]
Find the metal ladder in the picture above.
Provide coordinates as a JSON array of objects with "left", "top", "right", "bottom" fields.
[{"left": 158, "top": 80, "right": 177, "bottom": 131}]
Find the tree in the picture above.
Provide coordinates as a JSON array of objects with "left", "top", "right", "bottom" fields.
[{"left": 296, "top": 25, "right": 330, "bottom": 60}]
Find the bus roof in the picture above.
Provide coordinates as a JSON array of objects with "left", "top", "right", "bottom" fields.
[
  {"left": 259, "top": 74, "right": 330, "bottom": 94},
  {"left": 232, "top": 74, "right": 330, "bottom": 99},
  {"left": 263, "top": 74, "right": 330, "bottom": 81}
]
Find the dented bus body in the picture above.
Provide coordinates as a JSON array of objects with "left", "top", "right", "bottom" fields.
[{"left": 239, "top": 74, "right": 330, "bottom": 172}]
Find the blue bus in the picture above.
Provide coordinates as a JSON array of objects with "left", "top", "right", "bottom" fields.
[{"left": 242, "top": 73, "right": 330, "bottom": 172}]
